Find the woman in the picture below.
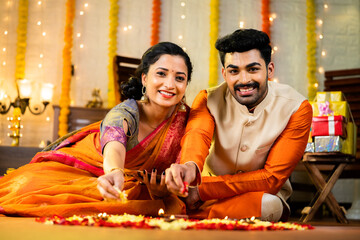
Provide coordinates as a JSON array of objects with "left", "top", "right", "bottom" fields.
[{"left": 0, "top": 42, "right": 192, "bottom": 217}]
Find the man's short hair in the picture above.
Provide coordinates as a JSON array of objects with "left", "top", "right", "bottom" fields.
[{"left": 215, "top": 29, "right": 272, "bottom": 67}]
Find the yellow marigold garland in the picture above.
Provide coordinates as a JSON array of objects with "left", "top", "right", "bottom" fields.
[
  {"left": 107, "top": 0, "right": 119, "bottom": 108},
  {"left": 306, "top": 0, "right": 318, "bottom": 100},
  {"left": 15, "top": 0, "right": 29, "bottom": 80},
  {"left": 209, "top": 0, "right": 219, "bottom": 87},
  {"left": 58, "top": 0, "right": 75, "bottom": 137}
]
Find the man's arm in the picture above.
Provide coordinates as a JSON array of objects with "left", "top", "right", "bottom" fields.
[
  {"left": 165, "top": 90, "right": 215, "bottom": 196},
  {"left": 198, "top": 100, "right": 313, "bottom": 201},
  {"left": 180, "top": 90, "right": 215, "bottom": 170}
]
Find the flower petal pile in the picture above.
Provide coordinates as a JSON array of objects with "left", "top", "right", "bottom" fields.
[{"left": 36, "top": 213, "right": 314, "bottom": 231}]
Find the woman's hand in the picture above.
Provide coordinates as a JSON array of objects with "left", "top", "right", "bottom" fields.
[
  {"left": 97, "top": 169, "right": 125, "bottom": 200},
  {"left": 140, "top": 169, "right": 169, "bottom": 199}
]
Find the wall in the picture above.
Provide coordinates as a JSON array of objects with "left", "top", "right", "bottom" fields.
[{"left": 0, "top": 0, "right": 359, "bottom": 151}]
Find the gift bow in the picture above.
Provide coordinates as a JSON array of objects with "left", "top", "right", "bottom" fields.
[{"left": 318, "top": 101, "right": 334, "bottom": 116}]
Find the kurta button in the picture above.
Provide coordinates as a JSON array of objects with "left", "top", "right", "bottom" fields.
[
  {"left": 241, "top": 145, "right": 248, "bottom": 152},
  {"left": 245, "top": 121, "right": 252, "bottom": 126}
]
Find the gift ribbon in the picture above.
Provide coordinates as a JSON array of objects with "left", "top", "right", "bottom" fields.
[
  {"left": 324, "top": 92, "right": 331, "bottom": 102},
  {"left": 318, "top": 101, "right": 333, "bottom": 116},
  {"left": 328, "top": 116, "right": 335, "bottom": 135}
]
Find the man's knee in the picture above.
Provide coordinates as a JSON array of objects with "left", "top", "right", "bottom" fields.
[{"left": 261, "top": 193, "right": 283, "bottom": 222}]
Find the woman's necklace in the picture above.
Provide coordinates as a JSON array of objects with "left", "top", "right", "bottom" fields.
[
  {"left": 143, "top": 120, "right": 158, "bottom": 129},
  {"left": 139, "top": 104, "right": 160, "bottom": 130}
]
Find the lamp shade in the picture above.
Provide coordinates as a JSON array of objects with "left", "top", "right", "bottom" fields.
[
  {"left": 17, "top": 79, "right": 32, "bottom": 98},
  {"left": 0, "top": 89, "right": 7, "bottom": 101},
  {"left": 40, "top": 83, "right": 54, "bottom": 102}
]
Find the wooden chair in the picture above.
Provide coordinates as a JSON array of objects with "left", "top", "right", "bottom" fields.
[
  {"left": 298, "top": 68, "right": 360, "bottom": 223},
  {"left": 113, "top": 55, "right": 141, "bottom": 104},
  {"left": 300, "top": 153, "right": 355, "bottom": 223}
]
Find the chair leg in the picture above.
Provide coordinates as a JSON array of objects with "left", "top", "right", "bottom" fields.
[{"left": 300, "top": 162, "right": 348, "bottom": 223}]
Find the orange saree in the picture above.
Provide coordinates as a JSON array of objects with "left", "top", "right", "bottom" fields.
[{"left": 0, "top": 106, "right": 189, "bottom": 217}]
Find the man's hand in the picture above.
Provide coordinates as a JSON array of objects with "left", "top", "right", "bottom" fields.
[
  {"left": 97, "top": 169, "right": 125, "bottom": 200},
  {"left": 165, "top": 162, "right": 197, "bottom": 197},
  {"left": 184, "top": 186, "right": 203, "bottom": 211}
]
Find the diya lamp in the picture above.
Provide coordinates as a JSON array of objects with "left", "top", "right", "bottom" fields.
[
  {"left": 157, "top": 181, "right": 190, "bottom": 221},
  {"left": 158, "top": 208, "right": 189, "bottom": 222}
]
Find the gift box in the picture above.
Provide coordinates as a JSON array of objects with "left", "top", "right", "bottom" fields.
[
  {"left": 315, "top": 136, "right": 343, "bottom": 153},
  {"left": 316, "top": 91, "right": 343, "bottom": 102},
  {"left": 314, "top": 121, "right": 357, "bottom": 155},
  {"left": 342, "top": 121, "right": 357, "bottom": 156},
  {"left": 305, "top": 142, "right": 315, "bottom": 152},
  {"left": 310, "top": 101, "right": 349, "bottom": 119},
  {"left": 311, "top": 115, "right": 347, "bottom": 138}
]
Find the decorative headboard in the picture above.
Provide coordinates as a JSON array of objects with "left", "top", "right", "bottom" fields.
[{"left": 113, "top": 56, "right": 141, "bottom": 104}]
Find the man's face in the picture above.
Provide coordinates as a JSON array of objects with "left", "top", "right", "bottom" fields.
[{"left": 222, "top": 49, "right": 274, "bottom": 109}]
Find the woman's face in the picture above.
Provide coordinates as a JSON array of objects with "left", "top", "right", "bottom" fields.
[{"left": 142, "top": 54, "right": 188, "bottom": 109}]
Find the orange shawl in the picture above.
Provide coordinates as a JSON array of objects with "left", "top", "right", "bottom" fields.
[{"left": 0, "top": 108, "right": 189, "bottom": 217}]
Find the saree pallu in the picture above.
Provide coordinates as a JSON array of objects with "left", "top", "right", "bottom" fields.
[{"left": 0, "top": 109, "right": 189, "bottom": 217}]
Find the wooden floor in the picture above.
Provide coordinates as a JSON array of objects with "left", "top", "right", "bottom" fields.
[{"left": 1, "top": 216, "right": 359, "bottom": 240}]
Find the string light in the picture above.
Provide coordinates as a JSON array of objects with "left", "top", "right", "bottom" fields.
[
  {"left": 269, "top": 14, "right": 277, "bottom": 23},
  {"left": 316, "top": 1, "right": 331, "bottom": 93},
  {"left": 239, "top": 21, "right": 245, "bottom": 28},
  {"left": 77, "top": 33, "right": 81, "bottom": 37},
  {"left": 36, "top": 0, "right": 46, "bottom": 86},
  {"left": 1, "top": 0, "right": 13, "bottom": 95},
  {"left": 84, "top": 3, "right": 89, "bottom": 8},
  {"left": 80, "top": 11, "right": 84, "bottom": 15},
  {"left": 176, "top": 0, "right": 187, "bottom": 49}
]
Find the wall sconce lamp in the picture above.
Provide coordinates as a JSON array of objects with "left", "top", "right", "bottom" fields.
[
  {"left": 0, "top": 79, "right": 54, "bottom": 115},
  {"left": 0, "top": 79, "right": 54, "bottom": 146}
]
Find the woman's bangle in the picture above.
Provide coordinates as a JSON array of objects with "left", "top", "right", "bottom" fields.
[{"left": 106, "top": 167, "right": 125, "bottom": 174}]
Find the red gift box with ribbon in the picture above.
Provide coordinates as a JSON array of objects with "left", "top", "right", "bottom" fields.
[{"left": 311, "top": 115, "right": 347, "bottom": 138}]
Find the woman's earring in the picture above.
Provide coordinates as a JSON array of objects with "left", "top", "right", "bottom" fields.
[
  {"left": 178, "top": 97, "right": 186, "bottom": 112},
  {"left": 139, "top": 86, "right": 149, "bottom": 103}
]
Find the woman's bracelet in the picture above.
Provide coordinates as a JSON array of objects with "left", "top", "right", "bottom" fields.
[{"left": 106, "top": 167, "right": 125, "bottom": 175}]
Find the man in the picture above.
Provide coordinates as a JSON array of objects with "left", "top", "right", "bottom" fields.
[{"left": 165, "top": 29, "right": 312, "bottom": 221}]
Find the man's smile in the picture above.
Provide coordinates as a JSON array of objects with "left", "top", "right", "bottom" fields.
[{"left": 234, "top": 83, "right": 259, "bottom": 97}]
